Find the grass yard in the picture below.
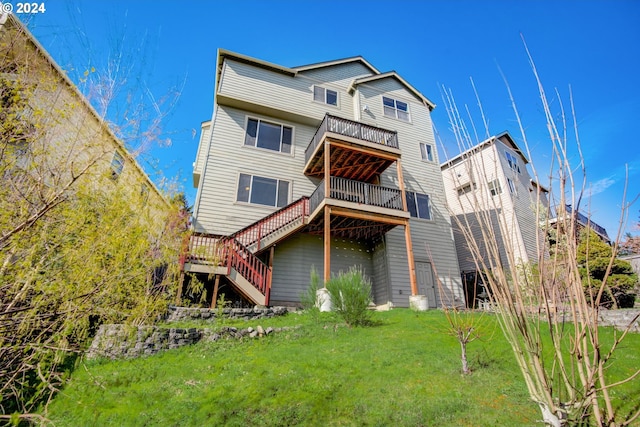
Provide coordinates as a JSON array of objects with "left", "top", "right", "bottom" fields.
[{"left": 46, "top": 309, "right": 640, "bottom": 426}]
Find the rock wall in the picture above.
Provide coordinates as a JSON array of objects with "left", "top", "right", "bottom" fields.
[
  {"left": 85, "top": 305, "right": 292, "bottom": 360},
  {"left": 164, "top": 305, "right": 288, "bottom": 322},
  {"left": 598, "top": 309, "right": 640, "bottom": 332},
  {"left": 86, "top": 324, "right": 292, "bottom": 360}
]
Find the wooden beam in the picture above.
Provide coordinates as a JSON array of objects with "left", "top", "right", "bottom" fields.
[
  {"left": 329, "top": 139, "right": 400, "bottom": 161},
  {"left": 329, "top": 206, "right": 407, "bottom": 225}
]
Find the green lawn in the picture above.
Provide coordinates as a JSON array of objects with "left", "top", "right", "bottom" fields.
[{"left": 46, "top": 310, "right": 639, "bottom": 426}]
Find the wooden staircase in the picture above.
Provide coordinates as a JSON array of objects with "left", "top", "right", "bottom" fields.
[{"left": 180, "top": 197, "right": 310, "bottom": 305}]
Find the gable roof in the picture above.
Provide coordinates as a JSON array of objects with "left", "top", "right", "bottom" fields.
[
  {"left": 440, "top": 131, "right": 529, "bottom": 169},
  {"left": 293, "top": 56, "right": 380, "bottom": 75},
  {"left": 348, "top": 72, "right": 436, "bottom": 111}
]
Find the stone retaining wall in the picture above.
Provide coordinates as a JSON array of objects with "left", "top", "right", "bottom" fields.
[
  {"left": 85, "top": 305, "right": 293, "bottom": 360},
  {"left": 598, "top": 309, "right": 640, "bottom": 332},
  {"left": 164, "top": 305, "right": 289, "bottom": 322},
  {"left": 86, "top": 323, "right": 293, "bottom": 360}
]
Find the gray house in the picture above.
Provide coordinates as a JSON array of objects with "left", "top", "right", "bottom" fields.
[{"left": 182, "top": 49, "right": 464, "bottom": 308}]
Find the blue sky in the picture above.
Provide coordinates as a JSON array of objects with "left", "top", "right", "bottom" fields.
[{"left": 18, "top": 0, "right": 640, "bottom": 238}]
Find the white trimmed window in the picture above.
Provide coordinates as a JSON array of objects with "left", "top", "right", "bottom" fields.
[
  {"left": 244, "top": 118, "right": 292, "bottom": 154},
  {"left": 237, "top": 173, "right": 290, "bottom": 208},
  {"left": 110, "top": 151, "right": 124, "bottom": 180},
  {"left": 457, "top": 182, "right": 476, "bottom": 197},
  {"left": 406, "top": 191, "right": 431, "bottom": 220},
  {"left": 488, "top": 179, "right": 502, "bottom": 196},
  {"left": 507, "top": 177, "right": 517, "bottom": 195},
  {"left": 420, "top": 143, "right": 434, "bottom": 162},
  {"left": 505, "top": 151, "right": 521, "bottom": 173},
  {"left": 313, "top": 86, "right": 338, "bottom": 106},
  {"left": 383, "top": 96, "right": 410, "bottom": 121}
]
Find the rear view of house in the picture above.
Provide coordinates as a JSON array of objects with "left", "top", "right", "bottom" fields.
[{"left": 183, "top": 49, "right": 464, "bottom": 308}]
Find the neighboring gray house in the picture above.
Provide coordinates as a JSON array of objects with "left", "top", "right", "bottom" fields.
[
  {"left": 441, "top": 132, "right": 550, "bottom": 304},
  {"left": 182, "top": 49, "right": 464, "bottom": 309}
]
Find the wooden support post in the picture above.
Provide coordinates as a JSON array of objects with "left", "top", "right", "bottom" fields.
[
  {"left": 405, "top": 221, "right": 418, "bottom": 295},
  {"left": 324, "top": 205, "right": 331, "bottom": 284},
  {"left": 397, "top": 159, "right": 418, "bottom": 295},
  {"left": 210, "top": 274, "right": 220, "bottom": 309},
  {"left": 176, "top": 271, "right": 185, "bottom": 305},
  {"left": 324, "top": 140, "right": 331, "bottom": 284},
  {"left": 396, "top": 159, "right": 408, "bottom": 211}
]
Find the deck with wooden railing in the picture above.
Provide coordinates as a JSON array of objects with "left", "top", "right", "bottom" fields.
[
  {"left": 305, "top": 114, "right": 399, "bottom": 164},
  {"left": 309, "top": 176, "right": 404, "bottom": 213},
  {"left": 180, "top": 234, "right": 271, "bottom": 302}
]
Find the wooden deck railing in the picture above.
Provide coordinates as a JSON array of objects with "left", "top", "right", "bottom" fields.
[
  {"left": 181, "top": 233, "right": 229, "bottom": 266},
  {"left": 309, "top": 176, "right": 404, "bottom": 213},
  {"left": 180, "top": 233, "right": 270, "bottom": 302},
  {"left": 305, "top": 114, "right": 399, "bottom": 163},
  {"left": 233, "top": 197, "right": 309, "bottom": 250}
]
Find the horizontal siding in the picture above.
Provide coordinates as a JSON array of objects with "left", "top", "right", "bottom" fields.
[
  {"left": 270, "top": 233, "right": 373, "bottom": 305},
  {"left": 442, "top": 141, "right": 545, "bottom": 273},
  {"left": 384, "top": 227, "right": 412, "bottom": 307},
  {"left": 218, "top": 60, "right": 372, "bottom": 123},
  {"left": 193, "top": 122, "right": 211, "bottom": 177},
  {"left": 193, "top": 106, "right": 319, "bottom": 234},
  {"left": 356, "top": 78, "right": 464, "bottom": 308},
  {"left": 372, "top": 240, "right": 390, "bottom": 305}
]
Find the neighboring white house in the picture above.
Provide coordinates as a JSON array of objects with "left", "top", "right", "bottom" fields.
[
  {"left": 441, "top": 132, "right": 550, "bottom": 304},
  {"left": 183, "top": 49, "right": 464, "bottom": 308}
]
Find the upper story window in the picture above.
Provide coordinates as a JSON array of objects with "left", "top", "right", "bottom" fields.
[
  {"left": 406, "top": 191, "right": 431, "bottom": 220},
  {"left": 488, "top": 179, "right": 502, "bottom": 196},
  {"left": 420, "top": 142, "right": 434, "bottom": 162},
  {"left": 244, "top": 118, "right": 292, "bottom": 154},
  {"left": 110, "top": 151, "right": 124, "bottom": 180},
  {"left": 505, "top": 151, "right": 521, "bottom": 173},
  {"left": 457, "top": 182, "right": 476, "bottom": 197},
  {"left": 383, "top": 96, "right": 410, "bottom": 122},
  {"left": 313, "top": 86, "right": 338, "bottom": 106},
  {"left": 507, "top": 177, "right": 517, "bottom": 195},
  {"left": 237, "top": 173, "right": 290, "bottom": 208}
]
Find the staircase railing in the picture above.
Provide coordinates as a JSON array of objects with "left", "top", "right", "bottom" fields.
[
  {"left": 181, "top": 233, "right": 271, "bottom": 303},
  {"left": 227, "top": 237, "right": 271, "bottom": 298},
  {"left": 232, "top": 197, "right": 309, "bottom": 251}
]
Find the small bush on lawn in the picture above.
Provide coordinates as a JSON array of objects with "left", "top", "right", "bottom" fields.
[
  {"left": 326, "top": 267, "right": 372, "bottom": 327},
  {"left": 300, "top": 266, "right": 321, "bottom": 313}
]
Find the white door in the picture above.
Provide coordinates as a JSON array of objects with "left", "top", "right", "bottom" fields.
[{"left": 415, "top": 261, "right": 437, "bottom": 308}]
